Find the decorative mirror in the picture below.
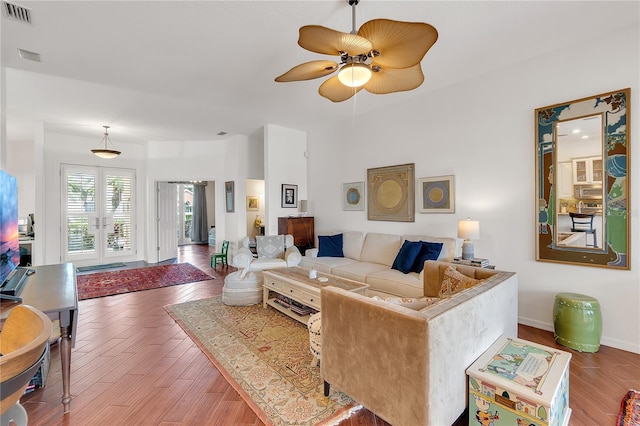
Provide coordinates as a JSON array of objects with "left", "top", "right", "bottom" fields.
[{"left": 535, "top": 88, "right": 630, "bottom": 269}]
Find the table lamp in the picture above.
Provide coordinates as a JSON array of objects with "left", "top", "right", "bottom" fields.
[
  {"left": 299, "top": 200, "right": 308, "bottom": 217},
  {"left": 458, "top": 218, "right": 480, "bottom": 260}
]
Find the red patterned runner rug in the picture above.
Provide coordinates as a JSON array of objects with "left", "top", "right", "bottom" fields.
[
  {"left": 77, "top": 263, "right": 213, "bottom": 300},
  {"left": 618, "top": 389, "right": 640, "bottom": 426}
]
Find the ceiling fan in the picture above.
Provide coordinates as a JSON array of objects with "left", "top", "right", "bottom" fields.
[{"left": 275, "top": 0, "right": 438, "bottom": 103}]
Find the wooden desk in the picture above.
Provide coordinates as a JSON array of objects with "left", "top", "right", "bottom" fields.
[{"left": 1, "top": 263, "right": 78, "bottom": 413}]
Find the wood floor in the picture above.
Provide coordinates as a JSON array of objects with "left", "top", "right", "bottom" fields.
[{"left": 20, "top": 244, "right": 639, "bottom": 425}]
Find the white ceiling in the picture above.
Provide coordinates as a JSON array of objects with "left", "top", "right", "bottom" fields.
[{"left": 2, "top": 1, "right": 639, "bottom": 144}]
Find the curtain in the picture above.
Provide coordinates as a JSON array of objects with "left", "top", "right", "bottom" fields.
[{"left": 191, "top": 184, "right": 209, "bottom": 243}]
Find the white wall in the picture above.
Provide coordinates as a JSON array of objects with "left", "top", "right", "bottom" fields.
[
  {"left": 6, "top": 137, "right": 35, "bottom": 217},
  {"left": 308, "top": 25, "right": 640, "bottom": 353},
  {"left": 264, "top": 124, "right": 308, "bottom": 235}
]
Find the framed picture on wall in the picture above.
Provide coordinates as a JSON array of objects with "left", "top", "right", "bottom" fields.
[
  {"left": 225, "top": 181, "right": 235, "bottom": 213},
  {"left": 246, "top": 196, "right": 259, "bottom": 211},
  {"left": 281, "top": 184, "right": 298, "bottom": 208},
  {"left": 418, "top": 175, "right": 455, "bottom": 213},
  {"left": 342, "top": 181, "right": 365, "bottom": 211},
  {"left": 367, "top": 163, "right": 415, "bottom": 222}
]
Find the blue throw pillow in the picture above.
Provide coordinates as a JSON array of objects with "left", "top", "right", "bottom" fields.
[
  {"left": 411, "top": 241, "right": 444, "bottom": 273},
  {"left": 391, "top": 240, "right": 423, "bottom": 274},
  {"left": 318, "top": 234, "right": 344, "bottom": 257}
]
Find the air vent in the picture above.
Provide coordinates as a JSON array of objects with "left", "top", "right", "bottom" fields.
[
  {"left": 18, "top": 48, "right": 40, "bottom": 62},
  {"left": 2, "top": 1, "right": 32, "bottom": 24}
]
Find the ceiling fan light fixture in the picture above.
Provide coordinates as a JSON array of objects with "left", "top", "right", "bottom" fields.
[
  {"left": 91, "top": 125, "right": 121, "bottom": 159},
  {"left": 338, "top": 63, "right": 372, "bottom": 88}
]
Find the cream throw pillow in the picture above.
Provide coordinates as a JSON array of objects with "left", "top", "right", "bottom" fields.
[{"left": 439, "top": 266, "right": 480, "bottom": 298}]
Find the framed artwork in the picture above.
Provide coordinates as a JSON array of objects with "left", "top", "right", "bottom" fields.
[
  {"left": 246, "top": 196, "right": 259, "bottom": 211},
  {"left": 367, "top": 163, "right": 415, "bottom": 222},
  {"left": 418, "top": 175, "right": 455, "bottom": 213},
  {"left": 281, "top": 184, "right": 298, "bottom": 208},
  {"left": 225, "top": 181, "right": 234, "bottom": 213},
  {"left": 342, "top": 181, "right": 365, "bottom": 211}
]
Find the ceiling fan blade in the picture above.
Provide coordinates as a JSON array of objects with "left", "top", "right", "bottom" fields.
[
  {"left": 299, "top": 25, "right": 373, "bottom": 56},
  {"left": 275, "top": 60, "right": 339, "bottom": 82},
  {"left": 358, "top": 19, "right": 438, "bottom": 69},
  {"left": 364, "top": 64, "right": 425, "bottom": 94},
  {"left": 319, "top": 76, "right": 363, "bottom": 103}
]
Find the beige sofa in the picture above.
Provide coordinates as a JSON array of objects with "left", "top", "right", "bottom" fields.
[
  {"left": 320, "top": 260, "right": 518, "bottom": 426},
  {"left": 301, "top": 231, "right": 463, "bottom": 297}
]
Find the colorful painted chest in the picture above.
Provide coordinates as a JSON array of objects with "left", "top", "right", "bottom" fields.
[{"left": 466, "top": 336, "right": 572, "bottom": 426}]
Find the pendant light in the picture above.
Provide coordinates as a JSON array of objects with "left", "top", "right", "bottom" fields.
[{"left": 91, "top": 125, "right": 121, "bottom": 159}]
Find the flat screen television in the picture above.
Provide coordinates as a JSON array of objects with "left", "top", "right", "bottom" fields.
[{"left": 0, "top": 169, "right": 20, "bottom": 285}]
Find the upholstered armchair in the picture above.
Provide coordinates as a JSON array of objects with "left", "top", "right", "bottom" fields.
[{"left": 233, "top": 234, "right": 301, "bottom": 272}]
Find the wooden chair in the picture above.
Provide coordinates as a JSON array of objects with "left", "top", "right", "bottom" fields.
[
  {"left": 210, "top": 240, "right": 230, "bottom": 268},
  {"left": 569, "top": 212, "right": 597, "bottom": 247},
  {"left": 1, "top": 305, "right": 53, "bottom": 426}
]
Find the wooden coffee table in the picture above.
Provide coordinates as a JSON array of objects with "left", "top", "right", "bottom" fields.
[{"left": 262, "top": 267, "right": 369, "bottom": 325}]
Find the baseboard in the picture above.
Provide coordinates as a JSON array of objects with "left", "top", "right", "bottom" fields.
[
  {"left": 599, "top": 337, "right": 640, "bottom": 354},
  {"left": 518, "top": 316, "right": 640, "bottom": 354},
  {"left": 518, "top": 316, "right": 553, "bottom": 332}
]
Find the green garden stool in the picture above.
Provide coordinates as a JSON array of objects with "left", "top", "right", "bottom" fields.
[{"left": 553, "top": 292, "right": 602, "bottom": 352}]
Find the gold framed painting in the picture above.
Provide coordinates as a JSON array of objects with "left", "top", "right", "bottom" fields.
[
  {"left": 367, "top": 163, "right": 415, "bottom": 222},
  {"left": 418, "top": 175, "right": 455, "bottom": 213},
  {"left": 246, "top": 196, "right": 259, "bottom": 211}
]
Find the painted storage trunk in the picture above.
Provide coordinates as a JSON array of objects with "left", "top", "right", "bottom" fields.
[{"left": 466, "top": 336, "right": 572, "bottom": 426}]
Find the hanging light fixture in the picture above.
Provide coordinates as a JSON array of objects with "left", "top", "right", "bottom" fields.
[
  {"left": 91, "top": 125, "right": 121, "bottom": 159},
  {"left": 337, "top": 62, "right": 372, "bottom": 88}
]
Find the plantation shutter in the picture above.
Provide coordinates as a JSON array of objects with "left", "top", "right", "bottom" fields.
[
  {"left": 105, "top": 172, "right": 133, "bottom": 252},
  {"left": 66, "top": 170, "right": 97, "bottom": 254}
]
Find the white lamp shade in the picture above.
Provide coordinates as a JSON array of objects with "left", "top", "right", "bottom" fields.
[
  {"left": 299, "top": 200, "right": 308, "bottom": 213},
  {"left": 458, "top": 219, "right": 480, "bottom": 240},
  {"left": 338, "top": 63, "right": 372, "bottom": 87}
]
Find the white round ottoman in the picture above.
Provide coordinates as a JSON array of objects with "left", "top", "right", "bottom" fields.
[
  {"left": 222, "top": 271, "right": 262, "bottom": 306},
  {"left": 308, "top": 312, "right": 322, "bottom": 366}
]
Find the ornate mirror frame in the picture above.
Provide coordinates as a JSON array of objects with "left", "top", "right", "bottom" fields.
[{"left": 535, "top": 88, "right": 631, "bottom": 269}]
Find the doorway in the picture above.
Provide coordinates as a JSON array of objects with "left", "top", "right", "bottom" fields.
[
  {"left": 156, "top": 180, "right": 215, "bottom": 263},
  {"left": 178, "top": 183, "right": 193, "bottom": 246},
  {"left": 62, "top": 164, "right": 136, "bottom": 266}
]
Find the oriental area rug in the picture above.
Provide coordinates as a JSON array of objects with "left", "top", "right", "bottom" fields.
[
  {"left": 617, "top": 389, "right": 640, "bottom": 426},
  {"left": 77, "top": 263, "right": 213, "bottom": 300},
  {"left": 165, "top": 296, "right": 361, "bottom": 426}
]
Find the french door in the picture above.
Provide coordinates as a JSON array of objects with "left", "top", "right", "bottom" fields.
[{"left": 62, "top": 165, "right": 136, "bottom": 265}]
